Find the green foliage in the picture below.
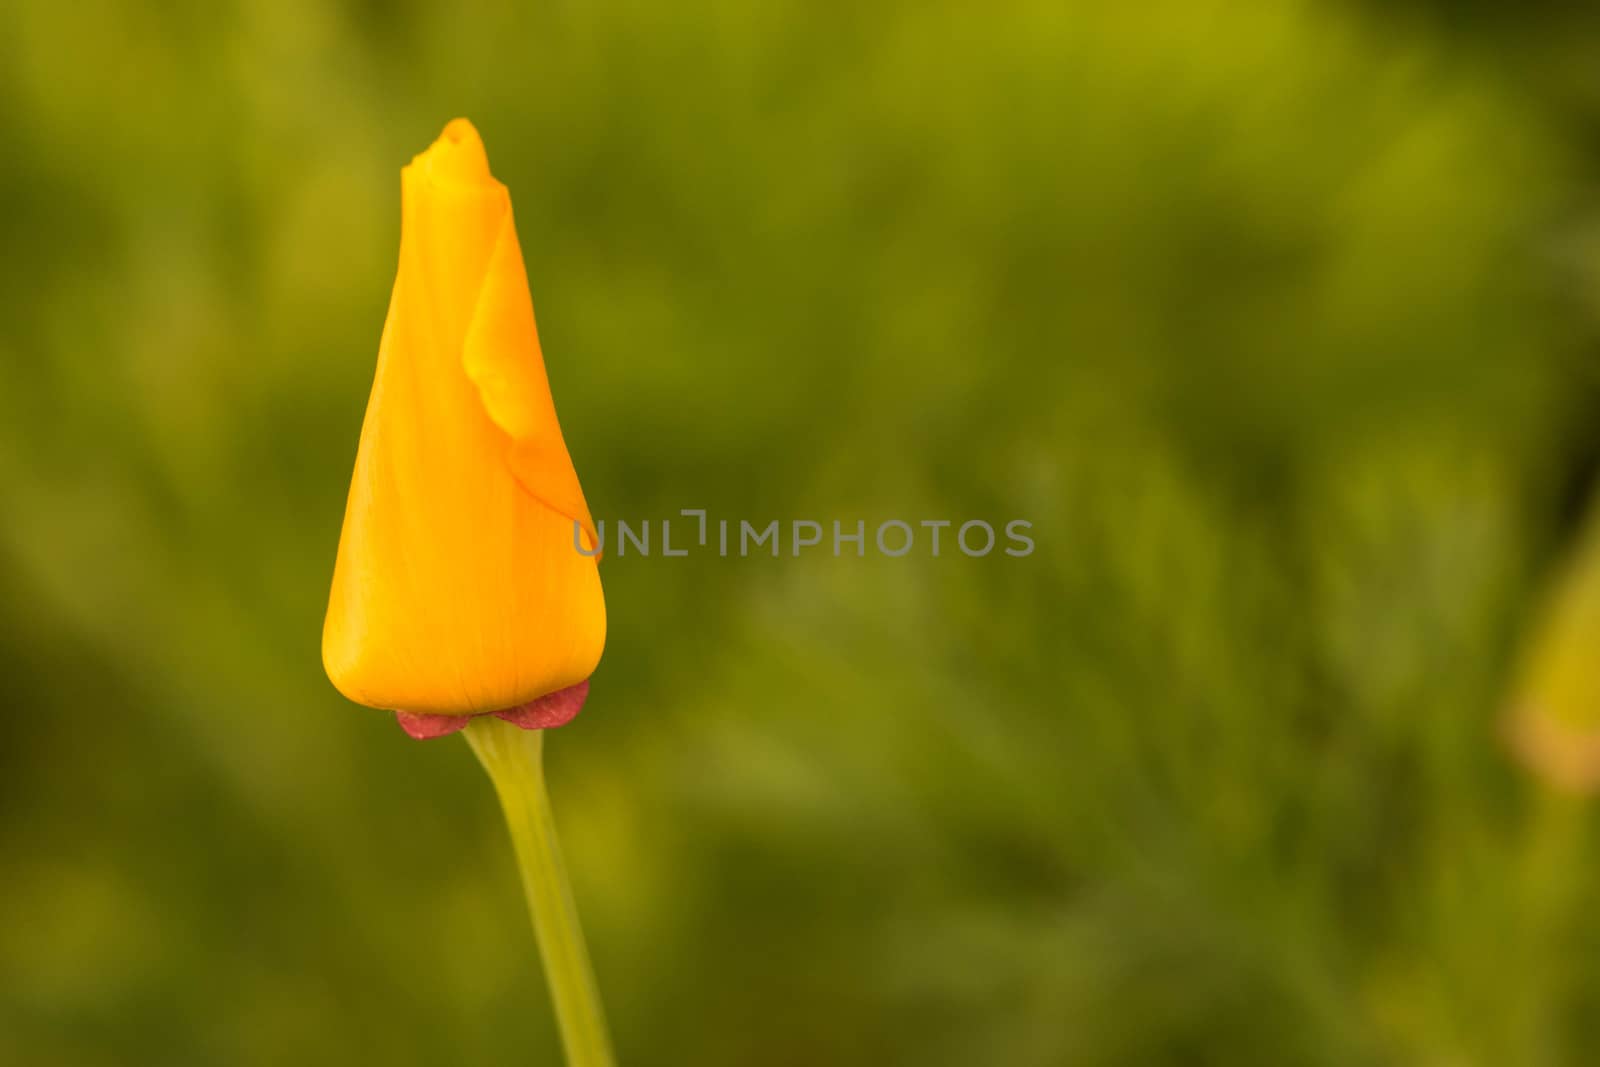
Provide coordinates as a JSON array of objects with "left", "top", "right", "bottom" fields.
[{"left": 2, "top": 1, "right": 1597, "bottom": 1064}]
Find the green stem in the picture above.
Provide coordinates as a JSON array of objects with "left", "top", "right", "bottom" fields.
[{"left": 464, "top": 715, "right": 616, "bottom": 1067}]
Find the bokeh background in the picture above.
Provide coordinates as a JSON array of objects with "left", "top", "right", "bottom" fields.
[{"left": 8, "top": 1, "right": 1600, "bottom": 1063}]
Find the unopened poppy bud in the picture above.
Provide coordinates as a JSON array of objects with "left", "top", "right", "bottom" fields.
[{"left": 323, "top": 119, "right": 605, "bottom": 728}]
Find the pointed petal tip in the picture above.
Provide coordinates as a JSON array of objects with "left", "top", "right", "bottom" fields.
[
  {"left": 440, "top": 117, "right": 481, "bottom": 145},
  {"left": 423, "top": 118, "right": 492, "bottom": 184}
]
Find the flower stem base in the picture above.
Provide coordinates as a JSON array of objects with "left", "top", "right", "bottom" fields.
[{"left": 464, "top": 715, "right": 616, "bottom": 1067}]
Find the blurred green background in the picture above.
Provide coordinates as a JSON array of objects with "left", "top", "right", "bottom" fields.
[{"left": 8, "top": 1, "right": 1600, "bottom": 1064}]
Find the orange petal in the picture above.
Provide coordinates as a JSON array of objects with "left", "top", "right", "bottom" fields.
[
  {"left": 323, "top": 120, "right": 605, "bottom": 715},
  {"left": 464, "top": 209, "right": 597, "bottom": 548}
]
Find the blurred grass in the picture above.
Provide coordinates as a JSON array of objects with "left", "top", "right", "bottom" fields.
[{"left": 4, "top": 0, "right": 1600, "bottom": 1064}]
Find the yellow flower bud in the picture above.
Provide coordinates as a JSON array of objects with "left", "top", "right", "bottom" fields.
[{"left": 323, "top": 119, "right": 605, "bottom": 718}]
